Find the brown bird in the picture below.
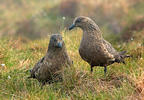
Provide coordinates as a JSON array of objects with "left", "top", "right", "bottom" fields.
[
  {"left": 29, "top": 34, "right": 72, "bottom": 85},
  {"left": 69, "top": 16, "right": 130, "bottom": 75}
]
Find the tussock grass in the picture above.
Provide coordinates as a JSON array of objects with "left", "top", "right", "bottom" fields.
[{"left": 0, "top": 29, "right": 144, "bottom": 100}]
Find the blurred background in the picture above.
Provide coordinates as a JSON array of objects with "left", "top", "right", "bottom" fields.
[{"left": 0, "top": 0, "right": 144, "bottom": 41}]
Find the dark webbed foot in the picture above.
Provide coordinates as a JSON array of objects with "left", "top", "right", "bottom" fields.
[{"left": 104, "top": 66, "right": 107, "bottom": 76}]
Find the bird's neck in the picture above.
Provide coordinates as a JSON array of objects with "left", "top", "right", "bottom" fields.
[
  {"left": 80, "top": 23, "right": 103, "bottom": 40},
  {"left": 47, "top": 47, "right": 65, "bottom": 53},
  {"left": 82, "top": 30, "right": 102, "bottom": 41}
]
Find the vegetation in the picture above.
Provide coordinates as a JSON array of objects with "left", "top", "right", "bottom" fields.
[
  {"left": 0, "top": 0, "right": 144, "bottom": 99},
  {"left": 0, "top": 29, "right": 144, "bottom": 99}
]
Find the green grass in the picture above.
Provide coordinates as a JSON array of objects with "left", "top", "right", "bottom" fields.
[{"left": 0, "top": 29, "right": 144, "bottom": 100}]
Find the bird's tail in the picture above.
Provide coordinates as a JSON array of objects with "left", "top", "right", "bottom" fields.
[
  {"left": 119, "top": 51, "right": 131, "bottom": 58},
  {"left": 115, "top": 51, "right": 131, "bottom": 64}
]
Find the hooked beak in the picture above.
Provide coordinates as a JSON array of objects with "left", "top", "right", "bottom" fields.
[
  {"left": 69, "top": 24, "right": 75, "bottom": 30},
  {"left": 56, "top": 42, "right": 63, "bottom": 48}
]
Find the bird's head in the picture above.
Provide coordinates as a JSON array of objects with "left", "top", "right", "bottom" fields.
[
  {"left": 69, "top": 16, "right": 96, "bottom": 30},
  {"left": 49, "top": 34, "right": 64, "bottom": 49}
]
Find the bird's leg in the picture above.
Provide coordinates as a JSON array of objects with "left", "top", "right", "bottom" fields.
[
  {"left": 122, "top": 60, "right": 126, "bottom": 64},
  {"left": 40, "top": 82, "right": 46, "bottom": 89},
  {"left": 91, "top": 65, "right": 94, "bottom": 73},
  {"left": 104, "top": 66, "right": 107, "bottom": 76}
]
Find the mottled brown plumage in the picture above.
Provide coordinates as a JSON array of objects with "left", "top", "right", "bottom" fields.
[
  {"left": 69, "top": 16, "right": 130, "bottom": 75},
  {"left": 29, "top": 34, "right": 72, "bottom": 85}
]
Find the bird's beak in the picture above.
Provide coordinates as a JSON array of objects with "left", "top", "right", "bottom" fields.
[
  {"left": 56, "top": 42, "right": 63, "bottom": 48},
  {"left": 69, "top": 24, "right": 75, "bottom": 30}
]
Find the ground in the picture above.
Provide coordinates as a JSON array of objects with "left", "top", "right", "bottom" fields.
[{"left": 0, "top": 29, "right": 144, "bottom": 100}]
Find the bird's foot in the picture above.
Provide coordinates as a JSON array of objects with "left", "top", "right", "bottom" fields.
[
  {"left": 90, "top": 66, "right": 94, "bottom": 73},
  {"left": 104, "top": 66, "right": 107, "bottom": 77}
]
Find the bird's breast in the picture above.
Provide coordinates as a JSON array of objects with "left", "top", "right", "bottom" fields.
[{"left": 79, "top": 33, "right": 107, "bottom": 65}]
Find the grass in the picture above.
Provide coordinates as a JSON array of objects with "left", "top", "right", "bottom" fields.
[
  {"left": 0, "top": 0, "right": 144, "bottom": 99},
  {"left": 0, "top": 29, "right": 144, "bottom": 100}
]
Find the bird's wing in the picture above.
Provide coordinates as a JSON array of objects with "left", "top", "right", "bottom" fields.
[
  {"left": 102, "top": 39, "right": 130, "bottom": 63},
  {"left": 102, "top": 39, "right": 118, "bottom": 55},
  {"left": 30, "top": 57, "right": 45, "bottom": 78},
  {"left": 100, "top": 40, "right": 116, "bottom": 62},
  {"left": 64, "top": 52, "right": 73, "bottom": 66}
]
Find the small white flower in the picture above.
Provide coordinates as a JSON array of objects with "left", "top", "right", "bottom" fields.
[
  {"left": 8, "top": 76, "right": 11, "bottom": 79},
  {"left": 131, "top": 37, "right": 133, "bottom": 41},
  {"left": 117, "top": 45, "right": 121, "bottom": 48},
  {"left": 1, "top": 64, "right": 5, "bottom": 67},
  {"left": 62, "top": 16, "right": 66, "bottom": 20}
]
